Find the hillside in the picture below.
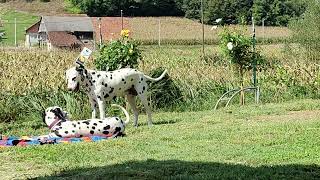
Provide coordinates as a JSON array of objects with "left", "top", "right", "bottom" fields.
[{"left": 0, "top": 0, "right": 69, "bottom": 15}]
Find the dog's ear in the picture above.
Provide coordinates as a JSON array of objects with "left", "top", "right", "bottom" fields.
[{"left": 51, "top": 107, "right": 66, "bottom": 121}]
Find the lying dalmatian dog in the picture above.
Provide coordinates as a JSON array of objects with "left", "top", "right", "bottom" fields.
[
  {"left": 65, "top": 64, "right": 167, "bottom": 127},
  {"left": 42, "top": 104, "right": 129, "bottom": 138}
]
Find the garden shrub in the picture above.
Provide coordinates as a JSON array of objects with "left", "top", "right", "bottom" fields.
[{"left": 94, "top": 30, "right": 142, "bottom": 71}]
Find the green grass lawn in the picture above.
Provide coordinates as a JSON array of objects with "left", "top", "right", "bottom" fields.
[
  {"left": 1, "top": 99, "right": 320, "bottom": 179},
  {"left": 0, "top": 10, "right": 39, "bottom": 46}
]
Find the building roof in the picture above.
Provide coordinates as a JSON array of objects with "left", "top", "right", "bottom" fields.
[
  {"left": 91, "top": 17, "right": 130, "bottom": 41},
  {"left": 26, "top": 20, "right": 40, "bottom": 33},
  {"left": 39, "top": 16, "right": 93, "bottom": 33},
  {"left": 47, "top": 31, "right": 81, "bottom": 47}
]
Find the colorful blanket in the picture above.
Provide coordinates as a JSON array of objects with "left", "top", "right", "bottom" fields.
[{"left": 0, "top": 135, "right": 111, "bottom": 147}]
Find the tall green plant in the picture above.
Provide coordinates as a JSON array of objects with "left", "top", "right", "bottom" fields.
[
  {"left": 94, "top": 30, "right": 142, "bottom": 71},
  {"left": 219, "top": 28, "right": 265, "bottom": 105}
]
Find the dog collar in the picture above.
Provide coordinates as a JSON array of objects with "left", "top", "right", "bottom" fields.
[{"left": 48, "top": 117, "right": 62, "bottom": 130}]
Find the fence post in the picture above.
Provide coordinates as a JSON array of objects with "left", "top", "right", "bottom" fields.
[
  {"left": 14, "top": 18, "right": 17, "bottom": 47},
  {"left": 158, "top": 18, "right": 161, "bottom": 46}
]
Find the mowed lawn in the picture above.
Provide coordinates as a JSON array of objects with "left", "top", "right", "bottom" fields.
[{"left": 0, "top": 99, "right": 320, "bottom": 179}]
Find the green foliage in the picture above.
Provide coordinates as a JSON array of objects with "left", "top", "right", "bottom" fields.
[
  {"left": 94, "top": 31, "right": 142, "bottom": 71},
  {"left": 289, "top": 0, "right": 320, "bottom": 60},
  {"left": 182, "top": 0, "right": 306, "bottom": 26},
  {"left": 253, "top": 0, "right": 306, "bottom": 26},
  {"left": 219, "top": 28, "right": 265, "bottom": 72}
]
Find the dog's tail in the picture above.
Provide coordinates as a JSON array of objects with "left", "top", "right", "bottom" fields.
[
  {"left": 111, "top": 104, "right": 130, "bottom": 124},
  {"left": 144, "top": 69, "right": 167, "bottom": 82}
]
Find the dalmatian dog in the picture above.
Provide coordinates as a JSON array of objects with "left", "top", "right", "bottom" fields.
[
  {"left": 65, "top": 64, "right": 167, "bottom": 127},
  {"left": 42, "top": 104, "right": 129, "bottom": 138}
]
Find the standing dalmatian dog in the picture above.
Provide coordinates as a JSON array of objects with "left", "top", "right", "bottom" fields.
[
  {"left": 42, "top": 104, "right": 129, "bottom": 138},
  {"left": 65, "top": 64, "right": 167, "bottom": 127}
]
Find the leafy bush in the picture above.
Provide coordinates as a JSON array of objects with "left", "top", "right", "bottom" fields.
[
  {"left": 219, "top": 28, "right": 266, "bottom": 104},
  {"left": 94, "top": 30, "right": 142, "bottom": 71},
  {"left": 289, "top": 0, "right": 320, "bottom": 61}
]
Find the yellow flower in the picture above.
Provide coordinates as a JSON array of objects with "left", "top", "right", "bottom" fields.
[
  {"left": 129, "top": 49, "right": 133, "bottom": 54},
  {"left": 121, "top": 29, "right": 130, "bottom": 38}
]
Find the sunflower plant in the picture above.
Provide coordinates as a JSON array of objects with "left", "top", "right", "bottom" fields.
[{"left": 95, "top": 29, "right": 142, "bottom": 71}]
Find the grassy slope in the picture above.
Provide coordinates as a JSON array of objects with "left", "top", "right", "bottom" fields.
[
  {"left": 1, "top": 99, "right": 320, "bottom": 179},
  {"left": 0, "top": 10, "right": 39, "bottom": 45}
]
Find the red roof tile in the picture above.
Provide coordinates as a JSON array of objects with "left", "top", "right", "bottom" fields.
[
  {"left": 26, "top": 21, "right": 40, "bottom": 33},
  {"left": 91, "top": 17, "right": 131, "bottom": 42},
  {"left": 47, "top": 31, "right": 80, "bottom": 47}
]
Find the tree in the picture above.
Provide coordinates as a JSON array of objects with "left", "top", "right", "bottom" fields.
[{"left": 289, "top": 0, "right": 320, "bottom": 60}]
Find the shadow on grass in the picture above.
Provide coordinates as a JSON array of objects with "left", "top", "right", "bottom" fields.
[{"left": 36, "top": 159, "right": 320, "bottom": 180}]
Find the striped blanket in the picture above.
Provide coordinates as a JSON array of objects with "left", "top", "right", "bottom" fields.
[{"left": 0, "top": 135, "right": 111, "bottom": 147}]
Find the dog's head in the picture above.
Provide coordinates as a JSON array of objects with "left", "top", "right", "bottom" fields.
[
  {"left": 65, "top": 65, "right": 84, "bottom": 91},
  {"left": 43, "top": 106, "right": 69, "bottom": 129}
]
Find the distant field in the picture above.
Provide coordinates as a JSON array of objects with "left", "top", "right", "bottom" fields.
[
  {"left": 129, "top": 17, "right": 291, "bottom": 44},
  {"left": 0, "top": 10, "right": 39, "bottom": 46}
]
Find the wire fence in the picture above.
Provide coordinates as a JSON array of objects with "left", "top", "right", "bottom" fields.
[{"left": 0, "top": 17, "right": 291, "bottom": 47}]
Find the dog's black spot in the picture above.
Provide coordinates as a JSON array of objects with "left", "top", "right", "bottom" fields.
[
  {"left": 131, "top": 78, "right": 133, "bottom": 81},
  {"left": 116, "top": 117, "right": 120, "bottom": 121},
  {"left": 134, "top": 69, "right": 137, "bottom": 71},
  {"left": 92, "top": 80, "right": 96, "bottom": 83},
  {"left": 98, "top": 129, "right": 101, "bottom": 131},
  {"left": 97, "top": 74, "right": 101, "bottom": 78},
  {"left": 92, "top": 72, "right": 96, "bottom": 75},
  {"left": 86, "top": 83, "right": 89, "bottom": 87},
  {"left": 112, "top": 96, "right": 116, "bottom": 101},
  {"left": 119, "top": 88, "right": 121, "bottom": 90},
  {"left": 104, "top": 94, "right": 109, "bottom": 98},
  {"left": 139, "top": 81, "right": 141, "bottom": 83},
  {"left": 104, "top": 83, "right": 108, "bottom": 87},
  {"left": 101, "top": 82, "right": 104, "bottom": 86},
  {"left": 90, "top": 130, "right": 94, "bottom": 134},
  {"left": 92, "top": 126, "right": 96, "bottom": 130},
  {"left": 79, "top": 127, "right": 81, "bottom": 129},
  {"left": 110, "top": 76, "right": 113, "bottom": 80},
  {"left": 109, "top": 87, "right": 114, "bottom": 94},
  {"left": 97, "top": 96, "right": 101, "bottom": 100},
  {"left": 93, "top": 123, "right": 97, "bottom": 126},
  {"left": 87, "top": 126, "right": 89, "bottom": 129},
  {"left": 59, "top": 126, "right": 63, "bottom": 129},
  {"left": 99, "top": 120, "right": 103, "bottom": 123},
  {"left": 115, "top": 127, "right": 121, "bottom": 132},
  {"left": 141, "top": 77, "right": 144, "bottom": 81},
  {"left": 65, "top": 131, "right": 68, "bottom": 134},
  {"left": 72, "top": 123, "right": 76, "bottom": 127},
  {"left": 122, "top": 78, "right": 125, "bottom": 81},
  {"left": 143, "top": 86, "right": 146, "bottom": 90},
  {"left": 82, "top": 121, "right": 90, "bottom": 125},
  {"left": 124, "top": 81, "right": 126, "bottom": 84},
  {"left": 103, "top": 125, "right": 110, "bottom": 130},
  {"left": 94, "top": 104, "right": 97, "bottom": 108},
  {"left": 121, "top": 120, "right": 124, "bottom": 124},
  {"left": 103, "top": 131, "right": 109, "bottom": 135}
]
